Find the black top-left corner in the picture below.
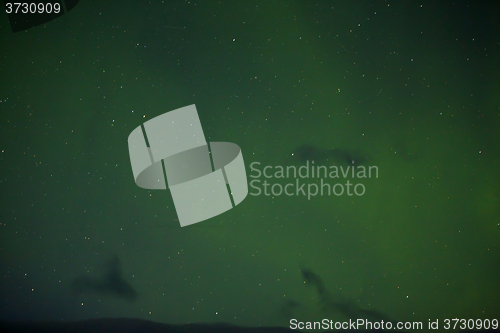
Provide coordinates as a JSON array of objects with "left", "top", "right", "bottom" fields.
[{"left": 5, "top": 0, "right": 79, "bottom": 33}]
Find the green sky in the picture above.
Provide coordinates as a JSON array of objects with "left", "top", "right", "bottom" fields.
[{"left": 0, "top": 0, "right": 499, "bottom": 330}]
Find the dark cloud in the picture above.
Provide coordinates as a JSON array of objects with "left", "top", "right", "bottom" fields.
[
  {"left": 300, "top": 268, "right": 393, "bottom": 323},
  {"left": 71, "top": 255, "right": 137, "bottom": 301},
  {"left": 292, "top": 145, "right": 368, "bottom": 166}
]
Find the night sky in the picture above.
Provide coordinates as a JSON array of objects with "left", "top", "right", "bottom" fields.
[{"left": 0, "top": 0, "right": 499, "bottom": 329}]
